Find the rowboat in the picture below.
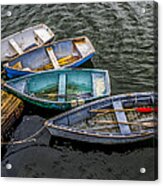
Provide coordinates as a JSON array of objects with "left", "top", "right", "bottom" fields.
[
  {"left": 3, "top": 36, "right": 96, "bottom": 78},
  {"left": 3, "top": 69, "right": 111, "bottom": 110},
  {"left": 1, "top": 24, "right": 55, "bottom": 63},
  {"left": 45, "top": 92, "right": 157, "bottom": 145}
]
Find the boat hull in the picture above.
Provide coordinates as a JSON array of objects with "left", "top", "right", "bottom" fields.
[
  {"left": 5, "top": 53, "right": 95, "bottom": 79},
  {"left": 46, "top": 92, "right": 157, "bottom": 145},
  {"left": 3, "top": 36, "right": 96, "bottom": 79},
  {"left": 48, "top": 126, "right": 155, "bottom": 145},
  {"left": 1, "top": 24, "right": 55, "bottom": 63},
  {"left": 4, "top": 67, "right": 31, "bottom": 79},
  {"left": 4, "top": 69, "right": 111, "bottom": 110}
]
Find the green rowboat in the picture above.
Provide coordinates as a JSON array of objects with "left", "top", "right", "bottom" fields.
[{"left": 4, "top": 69, "right": 111, "bottom": 110}]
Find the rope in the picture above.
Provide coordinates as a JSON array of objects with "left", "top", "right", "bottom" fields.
[{"left": 1, "top": 125, "right": 47, "bottom": 145}]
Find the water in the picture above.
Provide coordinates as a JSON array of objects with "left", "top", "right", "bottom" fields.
[{"left": 1, "top": 2, "right": 158, "bottom": 180}]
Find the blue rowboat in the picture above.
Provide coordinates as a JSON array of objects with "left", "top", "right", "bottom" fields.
[
  {"left": 45, "top": 92, "right": 157, "bottom": 145},
  {"left": 3, "top": 69, "right": 111, "bottom": 110},
  {"left": 3, "top": 36, "right": 96, "bottom": 79},
  {"left": 1, "top": 24, "right": 55, "bottom": 63}
]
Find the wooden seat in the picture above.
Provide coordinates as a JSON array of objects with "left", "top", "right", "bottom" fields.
[
  {"left": 58, "top": 74, "right": 66, "bottom": 102},
  {"left": 92, "top": 73, "right": 97, "bottom": 97},
  {"left": 9, "top": 39, "right": 23, "bottom": 55},
  {"left": 46, "top": 47, "right": 60, "bottom": 69},
  {"left": 34, "top": 28, "right": 52, "bottom": 44},
  {"left": 74, "top": 38, "right": 89, "bottom": 58},
  {"left": 92, "top": 73, "right": 105, "bottom": 97},
  {"left": 113, "top": 100, "right": 131, "bottom": 135}
]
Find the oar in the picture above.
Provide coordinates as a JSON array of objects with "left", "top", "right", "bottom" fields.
[
  {"left": 90, "top": 107, "right": 158, "bottom": 113},
  {"left": 38, "top": 92, "right": 91, "bottom": 98},
  {"left": 93, "top": 120, "right": 157, "bottom": 128},
  {"left": 40, "top": 93, "right": 77, "bottom": 98}
]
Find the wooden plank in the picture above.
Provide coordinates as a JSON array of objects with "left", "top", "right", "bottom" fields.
[
  {"left": 73, "top": 38, "right": 88, "bottom": 57},
  {"left": 3, "top": 99, "right": 23, "bottom": 120},
  {"left": 93, "top": 120, "right": 156, "bottom": 128},
  {"left": 2, "top": 96, "right": 17, "bottom": 114},
  {"left": 9, "top": 39, "right": 23, "bottom": 55},
  {"left": 1, "top": 90, "right": 24, "bottom": 138},
  {"left": 91, "top": 73, "right": 105, "bottom": 97},
  {"left": 1, "top": 94, "right": 14, "bottom": 111},
  {"left": 92, "top": 73, "right": 97, "bottom": 97},
  {"left": 34, "top": 28, "right": 52, "bottom": 44},
  {"left": 113, "top": 100, "right": 131, "bottom": 135},
  {"left": 46, "top": 47, "right": 60, "bottom": 69},
  {"left": 58, "top": 74, "right": 66, "bottom": 102}
]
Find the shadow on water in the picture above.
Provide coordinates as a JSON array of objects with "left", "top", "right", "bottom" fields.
[
  {"left": 23, "top": 102, "right": 61, "bottom": 118},
  {"left": 49, "top": 135, "right": 158, "bottom": 154},
  {"left": 1, "top": 114, "right": 25, "bottom": 158},
  {"left": 80, "top": 59, "right": 94, "bottom": 68}
]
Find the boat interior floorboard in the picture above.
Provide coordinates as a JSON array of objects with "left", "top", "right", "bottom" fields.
[{"left": 68, "top": 103, "right": 156, "bottom": 136}]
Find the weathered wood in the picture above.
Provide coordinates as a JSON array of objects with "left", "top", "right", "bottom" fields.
[
  {"left": 46, "top": 47, "right": 60, "bottom": 69},
  {"left": 1, "top": 90, "right": 24, "bottom": 139},
  {"left": 34, "top": 92, "right": 91, "bottom": 98},
  {"left": 2, "top": 24, "right": 55, "bottom": 62},
  {"left": 45, "top": 92, "right": 157, "bottom": 145},
  {"left": 34, "top": 63, "right": 54, "bottom": 71},
  {"left": 90, "top": 107, "right": 157, "bottom": 113},
  {"left": 4, "top": 69, "right": 110, "bottom": 110},
  {"left": 113, "top": 100, "right": 131, "bottom": 135},
  {"left": 58, "top": 74, "right": 66, "bottom": 102},
  {"left": 90, "top": 108, "right": 134, "bottom": 113},
  {"left": 93, "top": 120, "right": 157, "bottom": 128},
  {"left": 9, "top": 39, "right": 23, "bottom": 55},
  {"left": 3, "top": 36, "right": 95, "bottom": 79},
  {"left": 34, "top": 28, "right": 53, "bottom": 44}
]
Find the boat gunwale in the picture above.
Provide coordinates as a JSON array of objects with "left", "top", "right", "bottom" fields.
[
  {"left": 1, "top": 24, "right": 54, "bottom": 41},
  {"left": 46, "top": 91, "right": 157, "bottom": 121},
  {"left": 46, "top": 123, "right": 155, "bottom": 139}
]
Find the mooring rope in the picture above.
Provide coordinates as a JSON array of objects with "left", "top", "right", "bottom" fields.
[{"left": 1, "top": 124, "right": 48, "bottom": 145}]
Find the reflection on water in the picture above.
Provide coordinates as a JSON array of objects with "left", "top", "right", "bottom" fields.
[{"left": 1, "top": 2, "right": 157, "bottom": 180}]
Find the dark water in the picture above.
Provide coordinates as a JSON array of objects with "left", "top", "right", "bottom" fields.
[{"left": 1, "top": 2, "right": 158, "bottom": 180}]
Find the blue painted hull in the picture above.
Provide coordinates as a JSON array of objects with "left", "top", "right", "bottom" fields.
[
  {"left": 70, "top": 53, "right": 95, "bottom": 67},
  {"left": 4, "top": 36, "right": 96, "bottom": 79},
  {"left": 4, "top": 67, "right": 32, "bottom": 79},
  {"left": 5, "top": 53, "right": 95, "bottom": 79}
]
